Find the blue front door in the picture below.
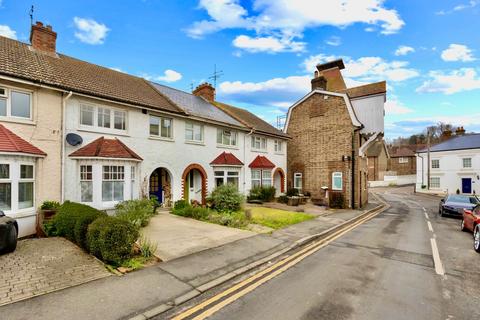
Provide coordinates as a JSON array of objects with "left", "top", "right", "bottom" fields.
[
  {"left": 462, "top": 178, "right": 472, "bottom": 194},
  {"left": 149, "top": 171, "right": 163, "bottom": 203}
]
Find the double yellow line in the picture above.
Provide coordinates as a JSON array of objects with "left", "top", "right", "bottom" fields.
[{"left": 173, "top": 201, "right": 388, "bottom": 320}]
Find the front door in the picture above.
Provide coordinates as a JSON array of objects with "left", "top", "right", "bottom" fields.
[
  {"left": 462, "top": 178, "right": 472, "bottom": 194},
  {"left": 149, "top": 171, "right": 163, "bottom": 203}
]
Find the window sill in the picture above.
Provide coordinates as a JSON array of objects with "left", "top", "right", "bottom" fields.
[
  {"left": 274, "top": 152, "right": 285, "bottom": 155},
  {"left": 149, "top": 136, "right": 175, "bottom": 143},
  {"left": 77, "top": 127, "right": 130, "bottom": 137},
  {"left": 0, "top": 117, "right": 35, "bottom": 126},
  {"left": 185, "top": 140, "right": 205, "bottom": 146},
  {"left": 251, "top": 149, "right": 268, "bottom": 153},
  {"left": 216, "top": 144, "right": 239, "bottom": 150}
]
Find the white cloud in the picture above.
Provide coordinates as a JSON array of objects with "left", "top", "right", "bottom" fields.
[
  {"left": 325, "top": 36, "right": 341, "bottom": 46},
  {"left": 232, "top": 34, "right": 305, "bottom": 53},
  {"left": 436, "top": 1, "right": 479, "bottom": 15},
  {"left": 417, "top": 68, "right": 480, "bottom": 94},
  {"left": 0, "top": 25, "right": 17, "bottom": 39},
  {"left": 302, "top": 54, "right": 419, "bottom": 82},
  {"left": 384, "top": 97, "right": 413, "bottom": 115},
  {"left": 142, "top": 69, "right": 183, "bottom": 83},
  {"left": 73, "top": 17, "right": 109, "bottom": 45},
  {"left": 187, "top": 0, "right": 405, "bottom": 52},
  {"left": 441, "top": 44, "right": 475, "bottom": 62},
  {"left": 394, "top": 45, "right": 415, "bottom": 56}
]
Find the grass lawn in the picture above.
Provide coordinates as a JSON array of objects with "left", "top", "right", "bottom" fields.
[{"left": 249, "top": 207, "right": 314, "bottom": 230}]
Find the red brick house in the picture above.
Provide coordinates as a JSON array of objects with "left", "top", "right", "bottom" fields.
[
  {"left": 284, "top": 60, "right": 386, "bottom": 208},
  {"left": 388, "top": 146, "right": 417, "bottom": 175}
]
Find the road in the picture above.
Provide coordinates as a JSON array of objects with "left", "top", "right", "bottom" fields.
[{"left": 163, "top": 186, "right": 480, "bottom": 320}]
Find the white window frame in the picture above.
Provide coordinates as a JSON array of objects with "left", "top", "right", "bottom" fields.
[
  {"left": 294, "top": 173, "right": 302, "bottom": 191},
  {"left": 214, "top": 170, "right": 240, "bottom": 189},
  {"left": 217, "top": 129, "right": 238, "bottom": 147},
  {"left": 79, "top": 165, "right": 93, "bottom": 203},
  {"left": 463, "top": 157, "right": 472, "bottom": 168},
  {"left": 430, "top": 177, "right": 440, "bottom": 189},
  {"left": 150, "top": 115, "right": 173, "bottom": 139},
  {"left": 251, "top": 170, "right": 261, "bottom": 188},
  {"left": 102, "top": 165, "right": 125, "bottom": 202},
  {"left": 185, "top": 121, "right": 204, "bottom": 143},
  {"left": 431, "top": 159, "right": 440, "bottom": 169},
  {"left": 332, "top": 172, "right": 343, "bottom": 191},
  {"left": 251, "top": 169, "right": 272, "bottom": 188},
  {"left": 0, "top": 159, "right": 36, "bottom": 214},
  {"left": 0, "top": 163, "right": 12, "bottom": 212},
  {"left": 398, "top": 157, "right": 409, "bottom": 164},
  {"left": 274, "top": 140, "right": 283, "bottom": 154},
  {"left": 0, "top": 86, "right": 33, "bottom": 121},
  {"left": 130, "top": 165, "right": 136, "bottom": 200},
  {"left": 78, "top": 102, "right": 128, "bottom": 133},
  {"left": 251, "top": 136, "right": 267, "bottom": 151}
]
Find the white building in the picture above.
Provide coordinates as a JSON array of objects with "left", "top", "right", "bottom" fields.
[{"left": 416, "top": 134, "right": 480, "bottom": 195}]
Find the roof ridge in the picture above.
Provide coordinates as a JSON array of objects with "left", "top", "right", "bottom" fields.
[
  {"left": 213, "top": 102, "right": 255, "bottom": 130},
  {"left": 94, "top": 137, "right": 104, "bottom": 157}
]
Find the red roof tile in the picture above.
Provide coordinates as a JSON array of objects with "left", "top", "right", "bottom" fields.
[
  {"left": 210, "top": 152, "right": 244, "bottom": 166},
  {"left": 0, "top": 124, "right": 46, "bottom": 156},
  {"left": 249, "top": 155, "right": 275, "bottom": 169},
  {"left": 69, "top": 137, "right": 142, "bottom": 160}
]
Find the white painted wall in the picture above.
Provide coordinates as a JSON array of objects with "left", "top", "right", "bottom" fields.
[
  {"left": 350, "top": 94, "right": 385, "bottom": 135},
  {"left": 416, "top": 149, "right": 480, "bottom": 195},
  {"left": 64, "top": 95, "right": 287, "bottom": 209}
]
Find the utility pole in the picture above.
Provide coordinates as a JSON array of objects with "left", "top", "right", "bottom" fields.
[{"left": 427, "top": 128, "right": 431, "bottom": 190}]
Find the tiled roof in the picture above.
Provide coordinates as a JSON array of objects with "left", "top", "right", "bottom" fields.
[
  {"left": 210, "top": 152, "right": 244, "bottom": 166},
  {"left": 341, "top": 81, "right": 387, "bottom": 99},
  {"left": 0, "top": 36, "right": 184, "bottom": 114},
  {"left": 249, "top": 155, "right": 276, "bottom": 169},
  {"left": 417, "top": 134, "right": 480, "bottom": 153},
  {"left": 0, "top": 124, "right": 46, "bottom": 156},
  {"left": 69, "top": 137, "right": 142, "bottom": 160},
  {"left": 213, "top": 102, "right": 289, "bottom": 138},
  {"left": 150, "top": 83, "right": 243, "bottom": 127},
  {"left": 389, "top": 147, "right": 415, "bottom": 157}
]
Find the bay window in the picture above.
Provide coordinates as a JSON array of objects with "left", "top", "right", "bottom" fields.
[
  {"left": 251, "top": 170, "right": 261, "bottom": 188},
  {"left": 251, "top": 169, "right": 272, "bottom": 187},
  {"left": 18, "top": 165, "right": 34, "bottom": 209},
  {"left": 0, "top": 160, "right": 35, "bottom": 213},
  {"left": 102, "top": 166, "right": 124, "bottom": 202},
  {"left": 185, "top": 122, "right": 204, "bottom": 142},
  {"left": 80, "top": 165, "right": 93, "bottom": 203},
  {"left": 0, "top": 164, "right": 11, "bottom": 211},
  {"left": 214, "top": 170, "right": 239, "bottom": 189},
  {"left": 217, "top": 129, "right": 238, "bottom": 146},
  {"left": 0, "top": 86, "right": 32, "bottom": 119}
]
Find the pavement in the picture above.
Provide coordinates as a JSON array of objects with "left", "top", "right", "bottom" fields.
[
  {"left": 141, "top": 211, "right": 256, "bottom": 261},
  {"left": 163, "top": 186, "right": 480, "bottom": 320},
  {"left": 0, "top": 237, "right": 110, "bottom": 307},
  {"left": 0, "top": 202, "right": 378, "bottom": 320}
]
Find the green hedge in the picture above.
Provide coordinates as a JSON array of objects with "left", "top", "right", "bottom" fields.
[
  {"left": 115, "top": 199, "right": 157, "bottom": 228},
  {"left": 209, "top": 184, "right": 244, "bottom": 213},
  {"left": 53, "top": 201, "right": 106, "bottom": 247},
  {"left": 87, "top": 216, "right": 139, "bottom": 265},
  {"left": 247, "top": 186, "right": 276, "bottom": 202}
]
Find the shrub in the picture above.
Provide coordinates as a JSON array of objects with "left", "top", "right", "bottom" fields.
[
  {"left": 210, "top": 184, "right": 244, "bottom": 213},
  {"left": 149, "top": 195, "right": 160, "bottom": 212},
  {"left": 261, "top": 186, "right": 276, "bottom": 202},
  {"left": 173, "top": 206, "right": 211, "bottom": 220},
  {"left": 208, "top": 211, "right": 248, "bottom": 228},
  {"left": 329, "top": 192, "right": 346, "bottom": 209},
  {"left": 248, "top": 186, "right": 276, "bottom": 202},
  {"left": 247, "top": 186, "right": 263, "bottom": 201},
  {"left": 53, "top": 201, "right": 105, "bottom": 243},
  {"left": 87, "top": 216, "right": 139, "bottom": 265},
  {"left": 278, "top": 195, "right": 289, "bottom": 204},
  {"left": 138, "top": 235, "right": 158, "bottom": 259},
  {"left": 115, "top": 199, "right": 156, "bottom": 228},
  {"left": 286, "top": 188, "right": 299, "bottom": 197},
  {"left": 74, "top": 209, "right": 106, "bottom": 249},
  {"left": 40, "top": 200, "right": 61, "bottom": 211},
  {"left": 174, "top": 200, "right": 189, "bottom": 210}
]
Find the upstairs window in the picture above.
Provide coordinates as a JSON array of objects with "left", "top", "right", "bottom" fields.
[
  {"left": 398, "top": 157, "right": 409, "bottom": 164},
  {"left": 80, "top": 105, "right": 94, "bottom": 126},
  {"left": 185, "top": 122, "right": 204, "bottom": 142},
  {"left": 431, "top": 159, "right": 440, "bottom": 169},
  {"left": 150, "top": 116, "right": 173, "bottom": 139},
  {"left": 217, "top": 129, "right": 238, "bottom": 146},
  {"left": 251, "top": 136, "right": 267, "bottom": 151},
  {"left": 463, "top": 158, "right": 472, "bottom": 168},
  {"left": 98, "top": 107, "right": 111, "bottom": 128},
  {"left": 0, "top": 87, "right": 32, "bottom": 119},
  {"left": 79, "top": 104, "right": 127, "bottom": 132},
  {"left": 274, "top": 140, "right": 283, "bottom": 153}
]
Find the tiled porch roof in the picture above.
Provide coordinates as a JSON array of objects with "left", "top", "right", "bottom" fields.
[
  {"left": 248, "top": 155, "right": 275, "bottom": 169},
  {"left": 210, "top": 152, "right": 244, "bottom": 166},
  {"left": 69, "top": 137, "right": 142, "bottom": 160},
  {"left": 0, "top": 124, "right": 46, "bottom": 156}
]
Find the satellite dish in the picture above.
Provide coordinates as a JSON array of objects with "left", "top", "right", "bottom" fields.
[{"left": 66, "top": 133, "right": 83, "bottom": 146}]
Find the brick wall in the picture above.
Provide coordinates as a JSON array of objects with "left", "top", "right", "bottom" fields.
[
  {"left": 287, "top": 93, "right": 367, "bottom": 208},
  {"left": 388, "top": 156, "right": 416, "bottom": 175}
]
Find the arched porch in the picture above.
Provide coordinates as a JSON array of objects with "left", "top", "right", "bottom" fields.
[{"left": 181, "top": 164, "right": 208, "bottom": 205}]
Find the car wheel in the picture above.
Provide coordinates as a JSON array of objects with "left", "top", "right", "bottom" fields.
[
  {"left": 4, "top": 226, "right": 17, "bottom": 253},
  {"left": 440, "top": 209, "right": 444, "bottom": 217},
  {"left": 461, "top": 219, "right": 468, "bottom": 232},
  {"left": 474, "top": 226, "right": 480, "bottom": 253}
]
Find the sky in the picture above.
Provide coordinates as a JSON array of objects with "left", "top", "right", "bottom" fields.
[{"left": 1, "top": 0, "right": 479, "bottom": 139}]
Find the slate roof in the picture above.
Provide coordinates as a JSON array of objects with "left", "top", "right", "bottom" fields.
[
  {"left": 210, "top": 152, "right": 244, "bottom": 166},
  {"left": 213, "top": 102, "right": 289, "bottom": 138},
  {"left": 69, "top": 137, "right": 142, "bottom": 160},
  {"left": 0, "top": 36, "right": 184, "bottom": 114},
  {"left": 417, "top": 134, "right": 480, "bottom": 153},
  {"left": 0, "top": 124, "right": 46, "bottom": 156},
  {"left": 249, "top": 155, "right": 276, "bottom": 169},
  {"left": 150, "top": 83, "right": 243, "bottom": 127}
]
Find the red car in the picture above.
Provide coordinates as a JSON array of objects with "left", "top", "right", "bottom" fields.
[{"left": 462, "top": 206, "right": 480, "bottom": 253}]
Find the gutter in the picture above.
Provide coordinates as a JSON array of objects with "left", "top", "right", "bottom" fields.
[
  {"left": 351, "top": 125, "right": 364, "bottom": 209},
  {"left": 61, "top": 91, "right": 73, "bottom": 202}
]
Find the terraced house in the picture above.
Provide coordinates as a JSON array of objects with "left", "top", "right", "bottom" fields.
[{"left": 0, "top": 22, "right": 288, "bottom": 237}]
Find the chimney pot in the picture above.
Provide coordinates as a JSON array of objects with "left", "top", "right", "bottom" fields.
[
  {"left": 192, "top": 82, "right": 215, "bottom": 102},
  {"left": 30, "top": 21, "right": 57, "bottom": 55}
]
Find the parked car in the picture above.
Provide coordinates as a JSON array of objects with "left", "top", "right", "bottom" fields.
[
  {"left": 0, "top": 210, "right": 18, "bottom": 254},
  {"left": 439, "top": 194, "right": 479, "bottom": 217}
]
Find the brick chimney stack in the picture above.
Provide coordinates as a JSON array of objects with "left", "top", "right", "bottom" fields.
[
  {"left": 441, "top": 129, "right": 452, "bottom": 141},
  {"left": 455, "top": 126, "right": 466, "bottom": 136},
  {"left": 314, "top": 59, "right": 347, "bottom": 91},
  {"left": 193, "top": 83, "right": 215, "bottom": 102},
  {"left": 30, "top": 21, "right": 57, "bottom": 55},
  {"left": 311, "top": 73, "right": 327, "bottom": 91}
]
